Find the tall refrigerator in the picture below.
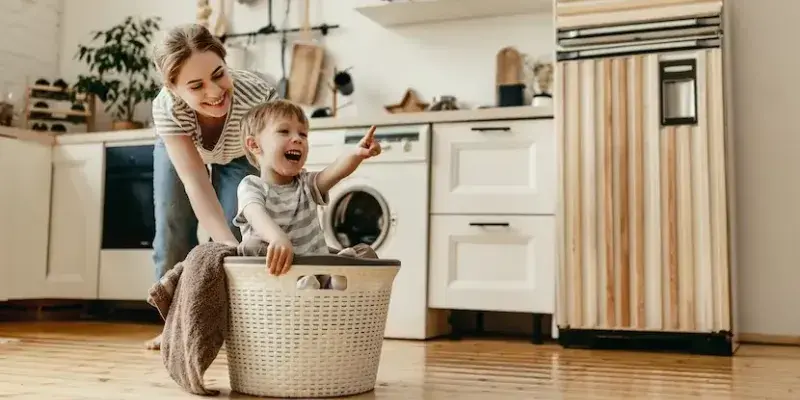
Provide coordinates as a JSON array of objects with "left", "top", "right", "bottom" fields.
[{"left": 553, "top": 0, "right": 738, "bottom": 355}]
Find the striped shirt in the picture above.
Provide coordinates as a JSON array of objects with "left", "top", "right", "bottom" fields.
[
  {"left": 151, "top": 68, "right": 278, "bottom": 165},
  {"left": 233, "top": 170, "right": 329, "bottom": 255}
]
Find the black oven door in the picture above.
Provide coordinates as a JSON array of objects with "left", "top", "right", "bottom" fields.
[{"left": 102, "top": 144, "right": 155, "bottom": 249}]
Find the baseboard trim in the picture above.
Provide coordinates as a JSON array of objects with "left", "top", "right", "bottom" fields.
[{"left": 738, "top": 333, "right": 800, "bottom": 346}]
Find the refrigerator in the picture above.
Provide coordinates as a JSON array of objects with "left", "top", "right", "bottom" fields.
[{"left": 553, "top": 0, "right": 738, "bottom": 355}]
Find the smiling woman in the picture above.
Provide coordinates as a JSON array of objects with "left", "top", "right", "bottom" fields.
[{"left": 145, "top": 23, "right": 278, "bottom": 349}]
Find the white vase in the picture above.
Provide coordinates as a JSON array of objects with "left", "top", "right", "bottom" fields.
[{"left": 532, "top": 94, "right": 553, "bottom": 108}]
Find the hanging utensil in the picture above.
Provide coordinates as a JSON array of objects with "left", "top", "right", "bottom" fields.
[
  {"left": 214, "top": 0, "right": 228, "bottom": 37},
  {"left": 277, "top": 0, "right": 291, "bottom": 98},
  {"left": 258, "top": 0, "right": 276, "bottom": 35},
  {"left": 287, "top": 0, "right": 324, "bottom": 105}
]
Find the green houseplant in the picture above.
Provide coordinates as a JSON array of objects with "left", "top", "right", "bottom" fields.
[{"left": 73, "top": 16, "right": 162, "bottom": 130}]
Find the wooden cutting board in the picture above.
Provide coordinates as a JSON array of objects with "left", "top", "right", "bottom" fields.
[
  {"left": 287, "top": 0, "right": 323, "bottom": 105},
  {"left": 496, "top": 47, "right": 523, "bottom": 86}
]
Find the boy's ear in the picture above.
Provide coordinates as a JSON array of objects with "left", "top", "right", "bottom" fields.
[{"left": 245, "top": 136, "right": 261, "bottom": 154}]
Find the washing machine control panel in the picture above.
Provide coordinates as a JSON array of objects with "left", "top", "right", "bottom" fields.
[{"left": 343, "top": 124, "right": 429, "bottom": 162}]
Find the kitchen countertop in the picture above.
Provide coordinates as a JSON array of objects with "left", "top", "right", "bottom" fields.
[{"left": 0, "top": 105, "right": 553, "bottom": 145}]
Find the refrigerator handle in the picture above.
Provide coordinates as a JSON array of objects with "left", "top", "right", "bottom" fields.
[{"left": 659, "top": 58, "right": 698, "bottom": 127}]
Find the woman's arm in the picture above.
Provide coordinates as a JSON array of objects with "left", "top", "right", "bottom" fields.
[{"left": 161, "top": 134, "right": 239, "bottom": 246}]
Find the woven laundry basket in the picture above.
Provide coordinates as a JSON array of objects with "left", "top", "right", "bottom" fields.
[{"left": 222, "top": 254, "right": 401, "bottom": 398}]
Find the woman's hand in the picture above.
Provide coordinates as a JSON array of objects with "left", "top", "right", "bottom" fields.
[{"left": 267, "top": 235, "right": 293, "bottom": 275}]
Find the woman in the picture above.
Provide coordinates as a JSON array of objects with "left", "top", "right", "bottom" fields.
[{"left": 146, "top": 24, "right": 278, "bottom": 349}]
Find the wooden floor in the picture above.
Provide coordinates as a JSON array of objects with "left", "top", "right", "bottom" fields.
[{"left": 1, "top": 322, "right": 799, "bottom": 399}]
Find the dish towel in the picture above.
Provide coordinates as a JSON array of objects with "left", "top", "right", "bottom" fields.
[{"left": 147, "top": 241, "right": 236, "bottom": 396}]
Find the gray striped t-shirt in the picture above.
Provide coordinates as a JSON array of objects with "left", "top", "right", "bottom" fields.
[
  {"left": 233, "top": 170, "right": 329, "bottom": 255},
  {"left": 151, "top": 68, "right": 278, "bottom": 165}
]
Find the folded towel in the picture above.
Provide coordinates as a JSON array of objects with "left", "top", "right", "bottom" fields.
[{"left": 147, "top": 241, "right": 236, "bottom": 396}]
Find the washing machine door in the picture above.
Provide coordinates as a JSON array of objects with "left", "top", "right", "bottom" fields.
[{"left": 322, "top": 182, "right": 391, "bottom": 251}]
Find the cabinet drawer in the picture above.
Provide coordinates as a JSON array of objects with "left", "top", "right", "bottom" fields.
[
  {"left": 428, "top": 215, "right": 555, "bottom": 314},
  {"left": 431, "top": 119, "right": 556, "bottom": 215}
]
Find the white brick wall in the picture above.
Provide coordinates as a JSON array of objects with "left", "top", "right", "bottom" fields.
[{"left": 0, "top": 0, "right": 63, "bottom": 100}]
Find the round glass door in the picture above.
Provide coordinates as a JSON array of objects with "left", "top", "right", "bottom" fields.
[{"left": 328, "top": 187, "right": 390, "bottom": 250}]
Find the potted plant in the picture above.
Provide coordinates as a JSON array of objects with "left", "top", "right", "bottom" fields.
[{"left": 73, "top": 16, "right": 162, "bottom": 130}]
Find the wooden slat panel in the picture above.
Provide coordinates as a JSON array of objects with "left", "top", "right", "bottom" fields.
[
  {"left": 643, "top": 53, "right": 663, "bottom": 331},
  {"left": 692, "top": 50, "right": 714, "bottom": 332},
  {"left": 555, "top": 61, "right": 568, "bottom": 328},
  {"left": 595, "top": 59, "right": 609, "bottom": 328},
  {"left": 676, "top": 124, "right": 694, "bottom": 331},
  {"left": 708, "top": 49, "right": 731, "bottom": 332},
  {"left": 630, "top": 55, "right": 646, "bottom": 329},
  {"left": 602, "top": 58, "right": 615, "bottom": 328},
  {"left": 555, "top": 0, "right": 723, "bottom": 29},
  {"left": 665, "top": 125, "right": 679, "bottom": 331},
  {"left": 556, "top": 0, "right": 722, "bottom": 16},
  {"left": 566, "top": 60, "right": 583, "bottom": 326},
  {"left": 556, "top": 48, "right": 732, "bottom": 334},
  {"left": 580, "top": 59, "right": 599, "bottom": 328},
  {"left": 616, "top": 57, "right": 631, "bottom": 328}
]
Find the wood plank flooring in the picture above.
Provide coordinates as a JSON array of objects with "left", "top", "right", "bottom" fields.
[{"left": 1, "top": 322, "right": 799, "bottom": 399}]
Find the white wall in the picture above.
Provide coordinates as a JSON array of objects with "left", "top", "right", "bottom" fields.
[
  {"left": 728, "top": 0, "right": 800, "bottom": 337},
  {"left": 0, "top": 0, "right": 64, "bottom": 111},
  {"left": 58, "top": 0, "right": 553, "bottom": 130}
]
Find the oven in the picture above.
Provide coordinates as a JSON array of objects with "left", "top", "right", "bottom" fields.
[{"left": 101, "top": 144, "right": 155, "bottom": 249}]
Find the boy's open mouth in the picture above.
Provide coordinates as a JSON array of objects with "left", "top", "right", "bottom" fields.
[{"left": 284, "top": 150, "right": 302, "bottom": 162}]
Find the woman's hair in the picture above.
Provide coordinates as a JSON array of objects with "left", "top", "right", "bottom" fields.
[{"left": 152, "top": 23, "right": 226, "bottom": 87}]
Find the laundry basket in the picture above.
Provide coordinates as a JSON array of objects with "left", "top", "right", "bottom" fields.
[{"left": 222, "top": 254, "right": 401, "bottom": 398}]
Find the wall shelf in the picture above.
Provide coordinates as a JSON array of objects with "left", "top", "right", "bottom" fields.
[{"left": 354, "top": 0, "right": 553, "bottom": 27}]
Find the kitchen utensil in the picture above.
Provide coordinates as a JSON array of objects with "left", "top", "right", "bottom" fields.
[
  {"left": 334, "top": 70, "right": 353, "bottom": 96},
  {"left": 258, "top": 0, "right": 276, "bottom": 35},
  {"left": 496, "top": 47, "right": 523, "bottom": 85},
  {"left": 429, "top": 95, "right": 459, "bottom": 111},
  {"left": 277, "top": 0, "right": 291, "bottom": 98},
  {"left": 214, "top": 0, "right": 228, "bottom": 37},
  {"left": 496, "top": 47, "right": 523, "bottom": 106},
  {"left": 287, "top": 0, "right": 324, "bottom": 105}
]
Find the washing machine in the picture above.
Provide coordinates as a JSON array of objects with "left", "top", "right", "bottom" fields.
[{"left": 306, "top": 123, "right": 439, "bottom": 339}]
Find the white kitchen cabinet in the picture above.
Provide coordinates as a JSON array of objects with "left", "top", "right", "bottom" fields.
[
  {"left": 428, "top": 215, "right": 555, "bottom": 313},
  {"left": 44, "top": 143, "right": 105, "bottom": 299},
  {"left": 0, "top": 136, "right": 52, "bottom": 300},
  {"left": 0, "top": 139, "right": 105, "bottom": 300},
  {"left": 430, "top": 119, "right": 556, "bottom": 215}
]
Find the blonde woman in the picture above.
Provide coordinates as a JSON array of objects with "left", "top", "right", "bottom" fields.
[{"left": 146, "top": 23, "right": 278, "bottom": 349}]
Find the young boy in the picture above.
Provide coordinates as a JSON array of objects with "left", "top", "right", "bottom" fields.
[{"left": 233, "top": 99, "right": 381, "bottom": 288}]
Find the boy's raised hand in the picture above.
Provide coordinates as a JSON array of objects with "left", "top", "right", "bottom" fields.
[{"left": 355, "top": 125, "right": 381, "bottom": 159}]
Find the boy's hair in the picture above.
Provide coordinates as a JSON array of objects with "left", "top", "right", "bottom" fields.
[{"left": 240, "top": 99, "right": 309, "bottom": 169}]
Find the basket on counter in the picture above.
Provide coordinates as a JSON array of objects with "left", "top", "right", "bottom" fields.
[{"left": 222, "top": 254, "right": 401, "bottom": 398}]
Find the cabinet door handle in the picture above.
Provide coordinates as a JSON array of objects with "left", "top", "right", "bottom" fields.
[
  {"left": 469, "top": 222, "right": 510, "bottom": 227},
  {"left": 470, "top": 127, "right": 511, "bottom": 132}
]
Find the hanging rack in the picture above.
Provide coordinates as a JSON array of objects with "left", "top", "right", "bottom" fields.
[{"left": 218, "top": 23, "right": 339, "bottom": 43}]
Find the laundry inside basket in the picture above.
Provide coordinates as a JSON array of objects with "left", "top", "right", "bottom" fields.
[{"left": 296, "top": 274, "right": 347, "bottom": 290}]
